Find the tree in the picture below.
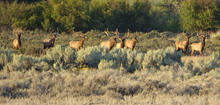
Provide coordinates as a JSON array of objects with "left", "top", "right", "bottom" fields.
[{"left": 180, "top": 0, "right": 220, "bottom": 32}]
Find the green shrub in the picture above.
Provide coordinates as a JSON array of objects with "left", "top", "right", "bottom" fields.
[
  {"left": 145, "top": 30, "right": 160, "bottom": 38},
  {"left": 77, "top": 46, "right": 110, "bottom": 68},
  {"left": 5, "top": 54, "right": 43, "bottom": 71},
  {"left": 0, "top": 48, "right": 15, "bottom": 70},
  {"left": 98, "top": 60, "right": 118, "bottom": 70},
  {"left": 160, "top": 31, "right": 176, "bottom": 38},
  {"left": 184, "top": 52, "right": 220, "bottom": 75},
  {"left": 12, "top": 3, "right": 44, "bottom": 30},
  {"left": 205, "top": 52, "right": 220, "bottom": 70},
  {"left": 180, "top": 0, "right": 220, "bottom": 31},
  {"left": 142, "top": 47, "right": 182, "bottom": 69},
  {"left": 45, "top": 45, "right": 77, "bottom": 70},
  {"left": 76, "top": 46, "right": 144, "bottom": 72},
  {"left": 110, "top": 48, "right": 144, "bottom": 72}
]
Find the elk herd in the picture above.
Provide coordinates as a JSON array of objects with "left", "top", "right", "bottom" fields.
[
  {"left": 175, "top": 32, "right": 207, "bottom": 55},
  {"left": 12, "top": 28, "right": 207, "bottom": 56}
]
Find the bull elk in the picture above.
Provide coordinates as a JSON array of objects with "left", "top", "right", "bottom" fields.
[
  {"left": 115, "top": 28, "right": 126, "bottom": 48},
  {"left": 124, "top": 31, "right": 137, "bottom": 50},
  {"left": 12, "top": 29, "right": 23, "bottom": 50},
  {"left": 100, "top": 29, "right": 117, "bottom": 51},
  {"left": 191, "top": 35, "right": 206, "bottom": 56},
  {"left": 69, "top": 35, "right": 86, "bottom": 51},
  {"left": 43, "top": 33, "right": 58, "bottom": 49},
  {"left": 175, "top": 32, "right": 190, "bottom": 53}
]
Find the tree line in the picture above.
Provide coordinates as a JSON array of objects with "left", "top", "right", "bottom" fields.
[{"left": 0, "top": 0, "right": 219, "bottom": 33}]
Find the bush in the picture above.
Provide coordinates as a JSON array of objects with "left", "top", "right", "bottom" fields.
[
  {"left": 145, "top": 30, "right": 160, "bottom": 38},
  {"left": 98, "top": 60, "right": 118, "bottom": 70},
  {"left": 205, "top": 52, "right": 220, "bottom": 70},
  {"left": 142, "top": 47, "right": 182, "bottom": 69},
  {"left": 77, "top": 46, "right": 144, "bottom": 72},
  {"left": 110, "top": 48, "right": 144, "bottom": 72},
  {"left": 77, "top": 46, "right": 110, "bottom": 68},
  {"left": 5, "top": 54, "right": 44, "bottom": 71},
  {"left": 180, "top": 0, "right": 220, "bottom": 31},
  {"left": 45, "top": 45, "right": 77, "bottom": 70},
  {"left": 0, "top": 47, "right": 15, "bottom": 70},
  {"left": 184, "top": 52, "right": 220, "bottom": 75},
  {"left": 160, "top": 31, "right": 176, "bottom": 38}
]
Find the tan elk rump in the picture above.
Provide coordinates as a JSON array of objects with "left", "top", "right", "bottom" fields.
[
  {"left": 69, "top": 35, "right": 86, "bottom": 51},
  {"left": 124, "top": 31, "right": 137, "bottom": 50},
  {"left": 12, "top": 29, "right": 23, "bottom": 50},
  {"left": 43, "top": 33, "right": 57, "bottom": 49},
  {"left": 175, "top": 33, "right": 190, "bottom": 53},
  {"left": 100, "top": 29, "right": 116, "bottom": 51},
  {"left": 115, "top": 28, "right": 126, "bottom": 48},
  {"left": 191, "top": 35, "right": 206, "bottom": 55},
  {"left": 13, "top": 33, "right": 22, "bottom": 50}
]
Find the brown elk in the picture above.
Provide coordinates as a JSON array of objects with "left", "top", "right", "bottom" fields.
[
  {"left": 115, "top": 28, "right": 126, "bottom": 48},
  {"left": 13, "top": 29, "right": 23, "bottom": 50},
  {"left": 43, "top": 33, "right": 58, "bottom": 49},
  {"left": 69, "top": 35, "right": 86, "bottom": 51},
  {"left": 100, "top": 29, "right": 117, "bottom": 51},
  {"left": 175, "top": 32, "right": 190, "bottom": 53},
  {"left": 124, "top": 31, "right": 137, "bottom": 50},
  {"left": 191, "top": 35, "right": 206, "bottom": 56}
]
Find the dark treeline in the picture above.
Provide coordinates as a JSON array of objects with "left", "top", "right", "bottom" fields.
[{"left": 0, "top": 0, "right": 220, "bottom": 33}]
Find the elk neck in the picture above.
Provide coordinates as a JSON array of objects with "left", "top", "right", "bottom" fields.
[
  {"left": 201, "top": 37, "right": 206, "bottom": 48},
  {"left": 80, "top": 38, "right": 85, "bottom": 45}
]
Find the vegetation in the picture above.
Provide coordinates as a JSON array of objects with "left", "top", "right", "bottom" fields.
[
  {"left": 180, "top": 0, "right": 220, "bottom": 31},
  {"left": 0, "top": 0, "right": 220, "bottom": 104},
  {"left": 0, "top": 48, "right": 219, "bottom": 104},
  {"left": 1, "top": 0, "right": 220, "bottom": 32}
]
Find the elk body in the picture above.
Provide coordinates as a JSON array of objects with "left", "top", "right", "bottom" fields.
[
  {"left": 116, "top": 37, "right": 125, "bottom": 48},
  {"left": 115, "top": 28, "right": 125, "bottom": 48},
  {"left": 125, "top": 37, "right": 137, "bottom": 50},
  {"left": 13, "top": 33, "right": 21, "bottom": 50},
  {"left": 175, "top": 34, "right": 190, "bottom": 53},
  {"left": 191, "top": 36, "right": 206, "bottom": 55},
  {"left": 100, "top": 37, "right": 117, "bottom": 51},
  {"left": 100, "top": 30, "right": 116, "bottom": 51},
  {"left": 69, "top": 36, "right": 86, "bottom": 51},
  {"left": 43, "top": 33, "right": 57, "bottom": 49}
]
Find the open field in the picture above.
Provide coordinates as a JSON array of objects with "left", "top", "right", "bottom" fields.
[
  {"left": 0, "top": 67, "right": 220, "bottom": 105},
  {"left": 0, "top": 30, "right": 219, "bottom": 56},
  {"left": 0, "top": 30, "right": 220, "bottom": 105},
  {"left": 1, "top": 0, "right": 220, "bottom": 104}
]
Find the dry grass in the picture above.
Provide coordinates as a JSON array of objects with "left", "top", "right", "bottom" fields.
[
  {"left": 0, "top": 30, "right": 219, "bottom": 105},
  {"left": 0, "top": 66, "right": 219, "bottom": 105},
  {"left": 181, "top": 56, "right": 209, "bottom": 63}
]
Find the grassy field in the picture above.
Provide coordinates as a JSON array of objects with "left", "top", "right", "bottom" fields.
[
  {"left": 0, "top": 67, "right": 220, "bottom": 105},
  {"left": 0, "top": 30, "right": 220, "bottom": 105},
  {"left": 0, "top": 30, "right": 219, "bottom": 56}
]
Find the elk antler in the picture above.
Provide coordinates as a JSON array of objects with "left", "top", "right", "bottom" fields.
[
  {"left": 115, "top": 28, "right": 121, "bottom": 38},
  {"left": 104, "top": 28, "right": 110, "bottom": 37},
  {"left": 13, "top": 28, "right": 23, "bottom": 34}
]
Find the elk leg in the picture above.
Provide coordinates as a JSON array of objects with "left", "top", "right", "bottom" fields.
[
  {"left": 176, "top": 47, "right": 179, "bottom": 51},
  {"left": 191, "top": 49, "right": 194, "bottom": 56},
  {"left": 200, "top": 50, "right": 203, "bottom": 56}
]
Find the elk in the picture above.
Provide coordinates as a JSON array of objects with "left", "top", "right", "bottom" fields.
[
  {"left": 175, "top": 32, "right": 190, "bottom": 53},
  {"left": 69, "top": 35, "right": 86, "bottom": 51},
  {"left": 13, "top": 29, "right": 23, "bottom": 50},
  {"left": 115, "top": 28, "right": 126, "bottom": 48},
  {"left": 43, "top": 33, "right": 58, "bottom": 49},
  {"left": 191, "top": 35, "right": 206, "bottom": 56},
  {"left": 100, "top": 29, "right": 117, "bottom": 51},
  {"left": 124, "top": 31, "right": 137, "bottom": 50}
]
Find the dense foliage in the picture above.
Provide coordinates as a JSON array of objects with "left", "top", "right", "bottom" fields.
[
  {"left": 180, "top": 0, "right": 220, "bottom": 31},
  {"left": 1, "top": 45, "right": 219, "bottom": 73},
  {"left": 1, "top": 0, "right": 219, "bottom": 32}
]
